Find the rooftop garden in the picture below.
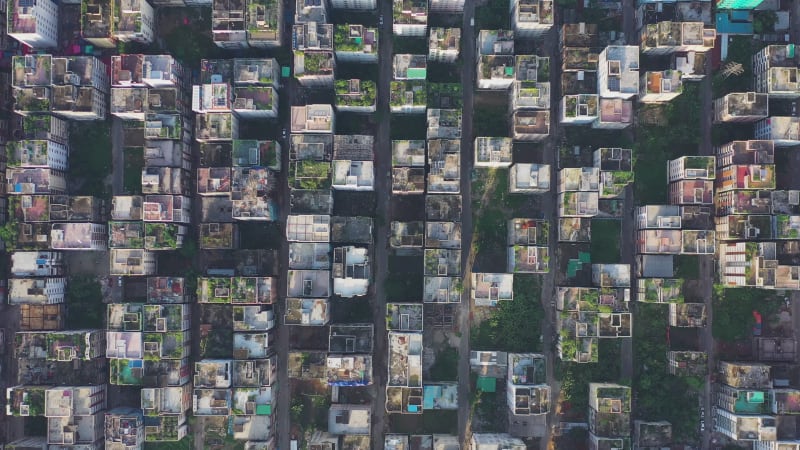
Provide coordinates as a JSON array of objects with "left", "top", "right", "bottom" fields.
[
  {"left": 302, "top": 52, "right": 333, "bottom": 75},
  {"left": 289, "top": 160, "right": 332, "bottom": 190},
  {"left": 199, "top": 277, "right": 232, "bottom": 303},
  {"left": 427, "top": 83, "right": 462, "bottom": 109},
  {"left": 15, "top": 90, "right": 51, "bottom": 112},
  {"left": 110, "top": 358, "right": 145, "bottom": 386},
  {"left": 390, "top": 81, "right": 427, "bottom": 107},
  {"left": 145, "top": 223, "right": 181, "bottom": 250},
  {"left": 144, "top": 416, "right": 182, "bottom": 441},
  {"left": 335, "top": 79, "right": 376, "bottom": 107},
  {"left": 334, "top": 25, "right": 377, "bottom": 53},
  {"left": 201, "top": 225, "right": 233, "bottom": 249},
  {"left": 231, "top": 277, "right": 257, "bottom": 303}
]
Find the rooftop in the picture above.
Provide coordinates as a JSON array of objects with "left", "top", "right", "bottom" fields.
[
  {"left": 477, "top": 29, "right": 515, "bottom": 55},
  {"left": 334, "top": 24, "right": 378, "bottom": 54}
]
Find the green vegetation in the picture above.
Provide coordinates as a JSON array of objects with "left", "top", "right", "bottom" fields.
[
  {"left": 385, "top": 256, "right": 423, "bottom": 301},
  {"left": 429, "top": 347, "right": 459, "bottom": 381},
  {"left": 753, "top": 10, "right": 778, "bottom": 34},
  {"left": 123, "top": 147, "right": 145, "bottom": 194},
  {"left": 70, "top": 121, "right": 112, "bottom": 199},
  {"left": 557, "top": 340, "right": 620, "bottom": 419},
  {"left": 635, "top": 84, "right": 701, "bottom": 204},
  {"left": 474, "top": 0, "right": 510, "bottom": 29},
  {"left": 472, "top": 169, "right": 526, "bottom": 260},
  {"left": 392, "top": 36, "right": 427, "bottom": 55},
  {"left": 712, "top": 36, "right": 759, "bottom": 98},
  {"left": 472, "top": 101, "right": 508, "bottom": 137},
  {"left": 335, "top": 79, "right": 376, "bottom": 107},
  {"left": 164, "top": 14, "right": 220, "bottom": 67},
  {"left": 590, "top": 219, "right": 621, "bottom": 263},
  {"left": 290, "top": 391, "right": 330, "bottom": 434},
  {"left": 674, "top": 255, "right": 700, "bottom": 279},
  {"left": 712, "top": 285, "right": 784, "bottom": 342},
  {"left": 66, "top": 277, "right": 104, "bottom": 329},
  {"left": 634, "top": 304, "right": 700, "bottom": 443},
  {"left": 144, "top": 437, "right": 193, "bottom": 450},
  {"left": 471, "top": 275, "right": 544, "bottom": 352},
  {"left": 390, "top": 80, "right": 427, "bottom": 107}
]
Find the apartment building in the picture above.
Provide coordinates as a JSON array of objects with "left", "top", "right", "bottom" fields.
[
  {"left": 295, "top": 0, "right": 326, "bottom": 23},
  {"left": 115, "top": 0, "right": 156, "bottom": 44},
  {"left": 512, "top": 110, "right": 549, "bottom": 141},
  {"left": 10, "top": 251, "right": 64, "bottom": 277},
  {"left": 714, "top": 92, "right": 769, "bottom": 123},
  {"left": 561, "top": 94, "right": 598, "bottom": 125},
  {"left": 393, "top": 0, "right": 427, "bottom": 36},
  {"left": 212, "top": 0, "right": 247, "bottom": 48},
  {"left": 754, "top": 44, "right": 800, "bottom": 98},
  {"left": 7, "top": 139, "right": 68, "bottom": 171},
  {"left": 510, "top": 0, "right": 553, "bottom": 38},
  {"left": 246, "top": 0, "right": 282, "bottom": 47},
  {"left": 7, "top": 0, "right": 58, "bottom": 48},
  {"left": 640, "top": 21, "right": 716, "bottom": 55},
  {"left": 427, "top": 139, "right": 460, "bottom": 193},
  {"left": 471, "top": 434, "right": 526, "bottom": 450},
  {"left": 428, "top": 27, "right": 460, "bottom": 63},
  {"left": 598, "top": 46, "right": 640, "bottom": 100},
  {"left": 588, "top": 383, "right": 632, "bottom": 447},
  {"left": 331, "top": 0, "right": 375, "bottom": 8},
  {"left": 391, "top": 140, "right": 425, "bottom": 194},
  {"left": 471, "top": 273, "right": 513, "bottom": 306},
  {"left": 109, "top": 248, "right": 157, "bottom": 275},
  {"left": 104, "top": 408, "right": 144, "bottom": 449},
  {"left": 386, "top": 331, "right": 423, "bottom": 413},
  {"left": 593, "top": 97, "right": 634, "bottom": 129},
  {"left": 639, "top": 70, "right": 683, "bottom": 103},
  {"left": 335, "top": 79, "right": 376, "bottom": 113},
  {"left": 474, "top": 137, "right": 512, "bottom": 168},
  {"left": 715, "top": 140, "right": 775, "bottom": 193},
  {"left": 334, "top": 24, "right": 379, "bottom": 63},
  {"left": 293, "top": 22, "right": 335, "bottom": 87},
  {"left": 506, "top": 353, "right": 550, "bottom": 416},
  {"left": 394, "top": 54, "right": 427, "bottom": 80},
  {"left": 390, "top": 80, "right": 427, "bottom": 114},
  {"left": 513, "top": 55, "right": 550, "bottom": 111},
  {"left": 290, "top": 104, "right": 334, "bottom": 134},
  {"left": 755, "top": 116, "right": 800, "bottom": 146},
  {"left": 8, "top": 277, "right": 65, "bottom": 304}
]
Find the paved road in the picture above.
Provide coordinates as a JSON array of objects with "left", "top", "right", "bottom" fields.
[
  {"left": 275, "top": 0, "right": 297, "bottom": 448},
  {"left": 456, "top": 0, "right": 476, "bottom": 446},
  {"left": 370, "top": 0, "right": 393, "bottom": 447},
  {"left": 698, "top": 52, "right": 715, "bottom": 450}
]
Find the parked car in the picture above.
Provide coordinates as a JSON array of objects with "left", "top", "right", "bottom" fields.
[{"left": 379, "top": 15, "right": 384, "bottom": 26}]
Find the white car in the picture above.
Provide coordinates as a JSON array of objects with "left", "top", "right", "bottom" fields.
[{"left": 379, "top": 15, "right": 384, "bottom": 26}]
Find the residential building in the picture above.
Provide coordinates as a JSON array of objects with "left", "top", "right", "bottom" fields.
[
  {"left": 233, "top": 85, "right": 278, "bottom": 118},
  {"left": 80, "top": 0, "right": 117, "bottom": 47},
  {"left": 199, "top": 222, "right": 236, "bottom": 249},
  {"left": 335, "top": 79, "right": 376, "bottom": 113},
  {"left": 513, "top": 55, "right": 550, "bottom": 111},
  {"left": 104, "top": 408, "right": 144, "bottom": 449},
  {"left": 560, "top": 22, "right": 598, "bottom": 49},
  {"left": 295, "top": 0, "right": 326, "bottom": 23},
  {"left": 510, "top": 0, "right": 553, "bottom": 38},
  {"left": 754, "top": 44, "right": 800, "bottom": 98},
  {"left": 427, "top": 109, "right": 461, "bottom": 139},
  {"left": 246, "top": 0, "right": 282, "bottom": 48},
  {"left": 428, "top": 27, "right": 460, "bottom": 63},
  {"left": 331, "top": 0, "right": 375, "bottom": 9},
  {"left": 427, "top": 139, "right": 460, "bottom": 193},
  {"left": 334, "top": 25, "right": 379, "bottom": 63},
  {"left": 390, "top": 221, "right": 424, "bottom": 249},
  {"left": 7, "top": 139, "right": 68, "bottom": 171},
  {"left": 714, "top": 92, "right": 769, "bottom": 123},
  {"left": 511, "top": 110, "right": 549, "bottom": 141},
  {"left": 477, "top": 29, "right": 514, "bottom": 57},
  {"left": 196, "top": 112, "right": 239, "bottom": 141},
  {"left": 212, "top": 0, "right": 247, "bottom": 48},
  {"left": 589, "top": 383, "right": 632, "bottom": 443},
  {"left": 393, "top": 0, "right": 427, "bottom": 36},
  {"left": 666, "top": 350, "right": 707, "bottom": 376},
  {"left": 394, "top": 54, "right": 427, "bottom": 80},
  {"left": 234, "top": 58, "right": 280, "bottom": 88},
  {"left": 668, "top": 155, "right": 715, "bottom": 183},
  {"left": 109, "top": 248, "right": 157, "bottom": 275},
  {"left": 7, "top": 0, "right": 58, "bottom": 48},
  {"left": 509, "top": 163, "right": 551, "bottom": 193},
  {"left": 506, "top": 353, "right": 549, "bottom": 415},
  {"left": 640, "top": 70, "right": 683, "bottom": 103},
  {"left": 478, "top": 54, "right": 515, "bottom": 90},
  {"left": 474, "top": 137, "right": 512, "bottom": 168},
  {"left": 49, "top": 222, "right": 107, "bottom": 250},
  {"left": 640, "top": 21, "right": 716, "bottom": 55},
  {"left": 390, "top": 80, "right": 427, "bottom": 114},
  {"left": 114, "top": 0, "right": 156, "bottom": 44},
  {"left": 715, "top": 140, "right": 775, "bottom": 193},
  {"left": 386, "top": 303, "right": 423, "bottom": 331},
  {"left": 192, "top": 83, "right": 231, "bottom": 113},
  {"left": 472, "top": 273, "right": 513, "bottom": 307},
  {"left": 561, "top": 94, "right": 598, "bottom": 125},
  {"left": 429, "top": 0, "right": 462, "bottom": 11},
  {"left": 10, "top": 251, "right": 64, "bottom": 277},
  {"left": 598, "top": 46, "right": 640, "bottom": 100},
  {"left": 471, "top": 434, "right": 526, "bottom": 450},
  {"left": 332, "top": 246, "right": 370, "bottom": 297},
  {"left": 8, "top": 278, "right": 65, "bottom": 304},
  {"left": 634, "top": 421, "right": 672, "bottom": 450},
  {"left": 593, "top": 97, "right": 633, "bottom": 129},
  {"left": 386, "top": 332, "right": 424, "bottom": 413},
  {"left": 290, "top": 104, "right": 334, "bottom": 133},
  {"left": 328, "top": 404, "right": 371, "bottom": 434},
  {"left": 284, "top": 297, "right": 329, "bottom": 325},
  {"left": 17, "top": 114, "right": 69, "bottom": 144},
  {"left": 669, "top": 302, "right": 707, "bottom": 327},
  {"left": 755, "top": 116, "right": 800, "bottom": 146},
  {"left": 719, "top": 242, "right": 800, "bottom": 289}
]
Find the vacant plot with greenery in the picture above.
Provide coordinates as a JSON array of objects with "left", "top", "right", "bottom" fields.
[
  {"left": 70, "top": 121, "right": 112, "bottom": 198},
  {"left": 634, "top": 304, "right": 701, "bottom": 443},
  {"left": 590, "top": 219, "right": 621, "bottom": 263},
  {"left": 713, "top": 286, "right": 783, "bottom": 342},
  {"left": 66, "top": 277, "right": 104, "bottom": 329},
  {"left": 123, "top": 147, "right": 144, "bottom": 194},
  {"left": 556, "top": 339, "right": 621, "bottom": 420},
  {"left": 635, "top": 84, "right": 701, "bottom": 204},
  {"left": 429, "top": 347, "right": 459, "bottom": 381},
  {"left": 385, "top": 255, "right": 423, "bottom": 301},
  {"left": 471, "top": 275, "right": 544, "bottom": 352},
  {"left": 472, "top": 169, "right": 528, "bottom": 269}
]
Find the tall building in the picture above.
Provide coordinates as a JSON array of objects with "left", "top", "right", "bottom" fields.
[
  {"left": 330, "top": 0, "right": 376, "bottom": 9},
  {"left": 510, "top": 0, "right": 553, "bottom": 38},
  {"left": 6, "top": 0, "right": 58, "bottom": 48}
]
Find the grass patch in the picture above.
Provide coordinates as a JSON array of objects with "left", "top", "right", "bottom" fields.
[
  {"left": 474, "top": 0, "right": 510, "bottom": 29},
  {"left": 472, "top": 169, "right": 527, "bottom": 263},
  {"left": 635, "top": 84, "right": 701, "bottom": 204},
  {"left": 66, "top": 276, "right": 104, "bottom": 329},
  {"left": 471, "top": 274, "right": 544, "bottom": 352},
  {"left": 590, "top": 219, "right": 621, "bottom": 263},
  {"left": 674, "top": 255, "right": 700, "bottom": 279},
  {"left": 70, "top": 121, "right": 112, "bottom": 198},
  {"left": 429, "top": 347, "right": 459, "bottom": 381},
  {"left": 123, "top": 147, "right": 144, "bottom": 194},
  {"left": 712, "top": 285, "right": 784, "bottom": 342},
  {"left": 634, "top": 303, "right": 701, "bottom": 443}
]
